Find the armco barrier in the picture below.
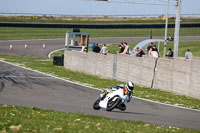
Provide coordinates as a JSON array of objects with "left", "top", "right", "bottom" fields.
[
  {"left": 64, "top": 50, "right": 200, "bottom": 99},
  {"left": 0, "top": 22, "right": 200, "bottom": 29}
]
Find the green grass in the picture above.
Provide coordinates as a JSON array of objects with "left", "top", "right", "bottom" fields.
[
  {"left": 0, "top": 27, "right": 200, "bottom": 40},
  {"left": 50, "top": 50, "right": 65, "bottom": 58},
  {"left": 157, "top": 41, "right": 200, "bottom": 57},
  {"left": 1, "top": 105, "right": 199, "bottom": 133},
  {"left": 1, "top": 55, "right": 200, "bottom": 110}
]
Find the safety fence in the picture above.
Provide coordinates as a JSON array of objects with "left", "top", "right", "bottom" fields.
[{"left": 0, "top": 22, "right": 200, "bottom": 29}]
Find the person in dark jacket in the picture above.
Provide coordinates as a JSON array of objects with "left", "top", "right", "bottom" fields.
[
  {"left": 91, "top": 43, "right": 96, "bottom": 52},
  {"left": 118, "top": 43, "right": 125, "bottom": 53},
  {"left": 136, "top": 47, "right": 145, "bottom": 57},
  {"left": 146, "top": 42, "right": 153, "bottom": 55},
  {"left": 166, "top": 48, "right": 173, "bottom": 57},
  {"left": 93, "top": 43, "right": 101, "bottom": 53}
]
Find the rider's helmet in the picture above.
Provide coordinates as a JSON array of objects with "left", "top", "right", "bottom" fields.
[{"left": 125, "top": 82, "right": 134, "bottom": 92}]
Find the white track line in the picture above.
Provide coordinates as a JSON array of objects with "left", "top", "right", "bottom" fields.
[
  {"left": 0, "top": 76, "right": 56, "bottom": 79},
  {"left": 0, "top": 60, "right": 200, "bottom": 112},
  {"left": 48, "top": 48, "right": 65, "bottom": 59}
]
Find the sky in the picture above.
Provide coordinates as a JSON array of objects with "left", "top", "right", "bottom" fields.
[{"left": 0, "top": 0, "right": 199, "bottom": 16}]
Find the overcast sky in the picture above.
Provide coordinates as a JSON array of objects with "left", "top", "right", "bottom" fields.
[{"left": 0, "top": 0, "right": 199, "bottom": 16}]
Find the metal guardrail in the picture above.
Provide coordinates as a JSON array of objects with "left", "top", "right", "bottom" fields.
[{"left": 0, "top": 22, "right": 200, "bottom": 29}]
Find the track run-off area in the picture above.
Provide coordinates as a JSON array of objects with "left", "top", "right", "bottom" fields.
[{"left": 0, "top": 36, "right": 200, "bottom": 129}]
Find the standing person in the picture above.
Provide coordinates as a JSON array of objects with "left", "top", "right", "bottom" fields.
[
  {"left": 146, "top": 42, "right": 153, "bottom": 55},
  {"left": 91, "top": 42, "right": 96, "bottom": 52},
  {"left": 93, "top": 43, "right": 101, "bottom": 53},
  {"left": 185, "top": 49, "right": 193, "bottom": 59},
  {"left": 152, "top": 45, "right": 158, "bottom": 52},
  {"left": 149, "top": 48, "right": 159, "bottom": 58},
  {"left": 118, "top": 43, "right": 125, "bottom": 53},
  {"left": 166, "top": 48, "right": 173, "bottom": 57},
  {"left": 122, "top": 42, "right": 130, "bottom": 55},
  {"left": 150, "top": 45, "right": 159, "bottom": 57},
  {"left": 100, "top": 44, "right": 108, "bottom": 55}
]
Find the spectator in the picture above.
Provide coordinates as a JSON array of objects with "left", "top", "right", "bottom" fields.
[
  {"left": 149, "top": 48, "right": 159, "bottom": 58},
  {"left": 185, "top": 49, "right": 193, "bottom": 59},
  {"left": 118, "top": 43, "right": 125, "bottom": 53},
  {"left": 100, "top": 44, "right": 108, "bottom": 55},
  {"left": 152, "top": 45, "right": 158, "bottom": 52},
  {"left": 136, "top": 47, "right": 145, "bottom": 57},
  {"left": 166, "top": 48, "right": 173, "bottom": 57},
  {"left": 91, "top": 42, "right": 96, "bottom": 52},
  {"left": 149, "top": 45, "right": 159, "bottom": 58},
  {"left": 93, "top": 43, "right": 101, "bottom": 53},
  {"left": 146, "top": 42, "right": 153, "bottom": 55},
  {"left": 122, "top": 42, "right": 130, "bottom": 55}
]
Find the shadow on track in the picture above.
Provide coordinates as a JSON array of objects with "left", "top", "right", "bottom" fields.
[{"left": 96, "top": 109, "right": 157, "bottom": 116}]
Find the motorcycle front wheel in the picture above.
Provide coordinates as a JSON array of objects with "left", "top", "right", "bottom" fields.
[{"left": 93, "top": 98, "right": 101, "bottom": 110}]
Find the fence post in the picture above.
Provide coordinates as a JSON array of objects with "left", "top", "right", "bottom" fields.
[
  {"left": 151, "top": 58, "right": 159, "bottom": 88},
  {"left": 113, "top": 55, "right": 118, "bottom": 80}
]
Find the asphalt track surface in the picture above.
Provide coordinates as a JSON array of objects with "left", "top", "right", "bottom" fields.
[
  {"left": 0, "top": 36, "right": 200, "bottom": 58},
  {"left": 0, "top": 37, "right": 200, "bottom": 129},
  {"left": 0, "top": 61, "right": 200, "bottom": 129}
]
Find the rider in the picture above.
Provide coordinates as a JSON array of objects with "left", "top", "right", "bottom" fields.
[{"left": 102, "top": 82, "right": 134, "bottom": 102}]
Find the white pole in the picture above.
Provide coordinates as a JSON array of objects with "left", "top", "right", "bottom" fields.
[
  {"left": 173, "top": 0, "right": 182, "bottom": 57},
  {"left": 163, "top": 0, "right": 169, "bottom": 57}
]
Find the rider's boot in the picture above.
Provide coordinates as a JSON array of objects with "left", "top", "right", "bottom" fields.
[{"left": 117, "top": 103, "right": 126, "bottom": 111}]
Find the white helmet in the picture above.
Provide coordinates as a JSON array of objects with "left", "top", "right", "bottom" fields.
[{"left": 126, "top": 82, "right": 134, "bottom": 91}]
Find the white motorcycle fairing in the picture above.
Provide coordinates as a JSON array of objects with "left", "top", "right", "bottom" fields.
[{"left": 99, "top": 89, "right": 125, "bottom": 109}]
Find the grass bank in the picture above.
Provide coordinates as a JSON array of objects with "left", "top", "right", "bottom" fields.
[
  {"left": 1, "top": 55, "right": 200, "bottom": 110},
  {"left": 0, "top": 27, "right": 200, "bottom": 40},
  {"left": 1, "top": 105, "right": 199, "bottom": 133}
]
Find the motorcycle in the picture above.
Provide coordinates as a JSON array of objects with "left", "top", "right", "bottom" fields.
[{"left": 93, "top": 88, "right": 127, "bottom": 111}]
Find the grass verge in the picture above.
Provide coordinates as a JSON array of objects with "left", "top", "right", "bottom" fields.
[
  {"left": 0, "top": 55, "right": 200, "bottom": 110},
  {"left": 1, "top": 105, "right": 199, "bottom": 133}
]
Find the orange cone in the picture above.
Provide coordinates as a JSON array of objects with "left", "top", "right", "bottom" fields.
[
  {"left": 42, "top": 44, "right": 46, "bottom": 49},
  {"left": 9, "top": 44, "right": 13, "bottom": 50},
  {"left": 24, "top": 44, "right": 28, "bottom": 49}
]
